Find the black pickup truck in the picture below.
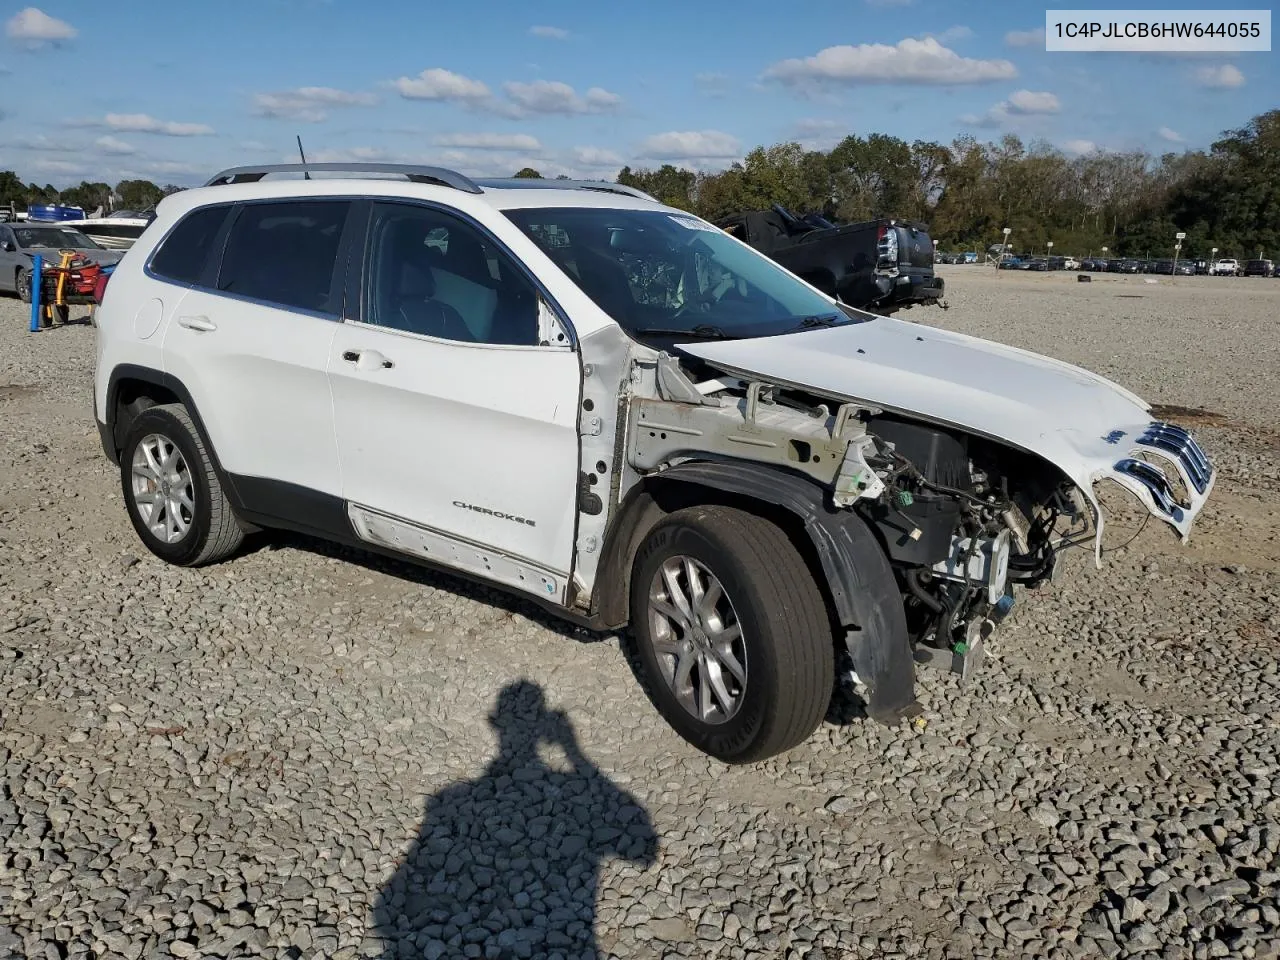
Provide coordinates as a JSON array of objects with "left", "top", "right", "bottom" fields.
[{"left": 714, "top": 205, "right": 943, "bottom": 315}]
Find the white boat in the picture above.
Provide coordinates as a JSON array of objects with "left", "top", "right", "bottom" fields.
[{"left": 60, "top": 209, "right": 157, "bottom": 250}]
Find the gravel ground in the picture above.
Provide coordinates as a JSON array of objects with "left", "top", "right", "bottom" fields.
[{"left": 2, "top": 268, "right": 1278, "bottom": 960}]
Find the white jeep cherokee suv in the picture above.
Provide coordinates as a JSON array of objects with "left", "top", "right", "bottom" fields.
[{"left": 93, "top": 163, "right": 1216, "bottom": 763}]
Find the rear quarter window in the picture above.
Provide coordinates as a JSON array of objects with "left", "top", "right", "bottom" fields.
[{"left": 149, "top": 205, "right": 233, "bottom": 285}]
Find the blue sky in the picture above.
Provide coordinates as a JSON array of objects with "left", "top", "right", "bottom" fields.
[{"left": 0, "top": 0, "right": 1275, "bottom": 188}]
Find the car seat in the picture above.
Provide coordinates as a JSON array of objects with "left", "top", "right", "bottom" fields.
[{"left": 373, "top": 218, "right": 469, "bottom": 340}]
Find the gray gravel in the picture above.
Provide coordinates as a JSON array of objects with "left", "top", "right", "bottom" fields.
[{"left": 2, "top": 272, "right": 1279, "bottom": 960}]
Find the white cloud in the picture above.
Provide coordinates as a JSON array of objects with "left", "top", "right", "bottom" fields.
[
  {"left": 1194, "top": 64, "right": 1245, "bottom": 88},
  {"left": 5, "top": 7, "right": 76, "bottom": 47},
  {"left": 432, "top": 132, "right": 542, "bottom": 151},
  {"left": 501, "top": 80, "right": 621, "bottom": 115},
  {"left": 763, "top": 37, "right": 1016, "bottom": 88},
  {"left": 252, "top": 86, "right": 377, "bottom": 122},
  {"left": 1006, "top": 89, "right": 1060, "bottom": 114},
  {"left": 393, "top": 67, "right": 492, "bottom": 102},
  {"left": 638, "top": 130, "right": 742, "bottom": 161},
  {"left": 572, "top": 146, "right": 623, "bottom": 167},
  {"left": 1004, "top": 28, "right": 1044, "bottom": 47},
  {"left": 962, "top": 89, "right": 1059, "bottom": 127},
  {"left": 1062, "top": 139, "right": 1098, "bottom": 156},
  {"left": 11, "top": 134, "right": 75, "bottom": 152},
  {"left": 1158, "top": 126, "right": 1184, "bottom": 143},
  {"left": 529, "top": 25, "right": 568, "bottom": 39},
  {"left": 391, "top": 68, "right": 620, "bottom": 118},
  {"left": 73, "top": 113, "right": 214, "bottom": 136},
  {"left": 94, "top": 135, "right": 136, "bottom": 155}
]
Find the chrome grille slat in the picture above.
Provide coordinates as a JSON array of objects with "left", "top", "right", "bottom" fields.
[
  {"left": 1135, "top": 421, "right": 1213, "bottom": 494},
  {"left": 1147, "top": 422, "right": 1211, "bottom": 474},
  {"left": 1144, "top": 429, "right": 1211, "bottom": 478},
  {"left": 1136, "top": 435, "right": 1210, "bottom": 491},
  {"left": 1114, "top": 458, "right": 1186, "bottom": 521}
]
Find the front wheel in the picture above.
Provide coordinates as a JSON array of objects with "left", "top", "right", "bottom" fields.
[
  {"left": 16, "top": 269, "right": 32, "bottom": 304},
  {"left": 119, "top": 403, "right": 245, "bottom": 566},
  {"left": 628, "top": 504, "right": 835, "bottom": 763}
]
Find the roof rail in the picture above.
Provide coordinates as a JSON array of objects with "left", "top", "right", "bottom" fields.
[
  {"left": 203, "top": 163, "right": 483, "bottom": 194},
  {"left": 472, "top": 177, "right": 659, "bottom": 202}
]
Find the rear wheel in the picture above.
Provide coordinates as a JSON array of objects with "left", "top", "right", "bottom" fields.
[
  {"left": 119, "top": 403, "right": 245, "bottom": 566},
  {"left": 629, "top": 504, "right": 835, "bottom": 763}
]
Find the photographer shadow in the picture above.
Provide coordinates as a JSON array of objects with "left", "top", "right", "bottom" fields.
[{"left": 373, "top": 681, "right": 658, "bottom": 959}]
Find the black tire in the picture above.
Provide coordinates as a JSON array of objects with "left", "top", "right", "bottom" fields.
[
  {"left": 628, "top": 504, "right": 835, "bottom": 764},
  {"left": 16, "top": 268, "right": 31, "bottom": 304},
  {"left": 119, "top": 403, "right": 245, "bottom": 566}
]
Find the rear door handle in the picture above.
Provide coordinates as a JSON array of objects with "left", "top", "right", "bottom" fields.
[
  {"left": 178, "top": 315, "right": 217, "bottom": 332},
  {"left": 341, "top": 349, "right": 394, "bottom": 370}
]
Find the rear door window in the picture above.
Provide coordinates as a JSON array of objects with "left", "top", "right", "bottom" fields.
[
  {"left": 216, "top": 200, "right": 352, "bottom": 315},
  {"left": 149, "top": 205, "right": 233, "bottom": 285}
]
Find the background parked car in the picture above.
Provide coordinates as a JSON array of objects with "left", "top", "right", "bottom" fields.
[
  {"left": 1243, "top": 259, "right": 1274, "bottom": 277},
  {"left": 1211, "top": 258, "right": 1240, "bottom": 276},
  {"left": 0, "top": 222, "right": 125, "bottom": 302}
]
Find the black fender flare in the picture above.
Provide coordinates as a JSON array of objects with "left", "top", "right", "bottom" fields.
[{"left": 596, "top": 460, "right": 919, "bottom": 724}]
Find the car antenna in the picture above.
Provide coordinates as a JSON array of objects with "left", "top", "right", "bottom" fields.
[{"left": 296, "top": 135, "right": 311, "bottom": 180}]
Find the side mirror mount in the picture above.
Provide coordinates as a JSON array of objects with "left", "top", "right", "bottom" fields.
[
  {"left": 0, "top": 241, "right": 13, "bottom": 252},
  {"left": 536, "top": 297, "right": 573, "bottom": 349}
]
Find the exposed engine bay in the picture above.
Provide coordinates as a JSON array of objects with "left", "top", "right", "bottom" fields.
[{"left": 623, "top": 347, "right": 1207, "bottom": 680}]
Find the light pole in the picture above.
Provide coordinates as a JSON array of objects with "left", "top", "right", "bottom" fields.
[
  {"left": 1211, "top": 246, "right": 1218, "bottom": 274},
  {"left": 1174, "top": 231, "right": 1185, "bottom": 276},
  {"left": 1046, "top": 240, "right": 1054, "bottom": 260},
  {"left": 932, "top": 238, "right": 938, "bottom": 262},
  {"left": 999, "top": 227, "right": 1011, "bottom": 267}
]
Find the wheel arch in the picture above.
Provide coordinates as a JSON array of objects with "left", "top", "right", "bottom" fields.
[
  {"left": 103, "top": 365, "right": 240, "bottom": 508},
  {"left": 592, "top": 460, "right": 919, "bottom": 723}
]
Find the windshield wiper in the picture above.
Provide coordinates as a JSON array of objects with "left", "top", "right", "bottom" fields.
[
  {"left": 784, "top": 313, "right": 845, "bottom": 333},
  {"left": 636, "top": 324, "right": 732, "bottom": 340}
]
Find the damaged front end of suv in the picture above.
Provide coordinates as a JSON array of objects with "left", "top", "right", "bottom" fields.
[{"left": 588, "top": 318, "right": 1216, "bottom": 721}]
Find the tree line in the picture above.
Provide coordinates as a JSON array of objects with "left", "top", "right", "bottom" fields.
[
  {"left": 0, "top": 173, "right": 181, "bottom": 214},
  {"left": 615, "top": 109, "right": 1280, "bottom": 260},
  {"left": 5, "top": 109, "right": 1275, "bottom": 259}
]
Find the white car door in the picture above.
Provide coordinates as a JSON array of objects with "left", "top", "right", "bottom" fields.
[
  {"left": 160, "top": 199, "right": 355, "bottom": 509},
  {"left": 328, "top": 200, "right": 581, "bottom": 603}
]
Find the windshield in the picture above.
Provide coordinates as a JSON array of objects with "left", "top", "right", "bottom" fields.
[
  {"left": 13, "top": 226, "right": 99, "bottom": 250},
  {"left": 504, "top": 206, "right": 870, "bottom": 340}
]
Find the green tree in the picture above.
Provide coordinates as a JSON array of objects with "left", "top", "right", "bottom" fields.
[
  {"left": 58, "top": 181, "right": 112, "bottom": 212},
  {"left": 617, "top": 164, "right": 697, "bottom": 210},
  {"left": 114, "top": 179, "right": 165, "bottom": 210}
]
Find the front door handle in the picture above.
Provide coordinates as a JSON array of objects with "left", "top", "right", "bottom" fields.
[
  {"left": 341, "top": 349, "right": 394, "bottom": 370},
  {"left": 178, "top": 315, "right": 217, "bottom": 332}
]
